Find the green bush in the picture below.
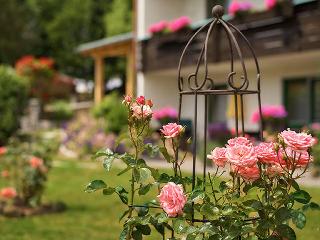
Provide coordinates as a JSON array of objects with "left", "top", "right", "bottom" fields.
[
  {"left": 0, "top": 66, "right": 28, "bottom": 144},
  {"left": 92, "top": 92, "right": 127, "bottom": 134},
  {"left": 47, "top": 100, "right": 74, "bottom": 122}
]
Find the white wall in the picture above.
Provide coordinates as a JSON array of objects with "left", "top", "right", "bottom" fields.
[
  {"left": 137, "top": 0, "right": 207, "bottom": 39},
  {"left": 141, "top": 50, "right": 320, "bottom": 136}
]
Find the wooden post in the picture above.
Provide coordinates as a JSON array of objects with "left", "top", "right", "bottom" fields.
[
  {"left": 94, "top": 56, "right": 104, "bottom": 104},
  {"left": 126, "top": 50, "right": 135, "bottom": 96}
]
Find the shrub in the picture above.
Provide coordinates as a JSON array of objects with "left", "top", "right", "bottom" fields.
[
  {"left": 92, "top": 92, "right": 128, "bottom": 134},
  {"left": 47, "top": 100, "right": 74, "bottom": 122},
  {"left": 0, "top": 66, "right": 28, "bottom": 144},
  {"left": 0, "top": 132, "right": 59, "bottom": 206}
]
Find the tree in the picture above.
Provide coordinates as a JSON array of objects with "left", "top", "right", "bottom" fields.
[{"left": 104, "top": 0, "right": 132, "bottom": 36}]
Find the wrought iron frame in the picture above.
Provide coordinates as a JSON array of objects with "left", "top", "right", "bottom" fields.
[{"left": 176, "top": 4, "right": 264, "bottom": 228}]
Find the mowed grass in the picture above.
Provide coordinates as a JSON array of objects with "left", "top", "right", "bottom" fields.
[{"left": 0, "top": 161, "right": 319, "bottom": 240}]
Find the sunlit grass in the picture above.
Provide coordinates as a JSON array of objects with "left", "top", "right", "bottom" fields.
[{"left": 0, "top": 161, "right": 319, "bottom": 239}]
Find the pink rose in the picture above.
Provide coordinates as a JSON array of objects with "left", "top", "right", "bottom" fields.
[
  {"left": 131, "top": 104, "right": 153, "bottom": 119},
  {"left": 160, "top": 123, "right": 184, "bottom": 139},
  {"left": 233, "top": 165, "right": 260, "bottom": 182},
  {"left": 280, "top": 129, "right": 316, "bottom": 151},
  {"left": 207, "top": 147, "right": 227, "bottom": 167},
  {"left": 226, "top": 144, "right": 257, "bottom": 167},
  {"left": 122, "top": 95, "right": 132, "bottom": 105},
  {"left": 158, "top": 182, "right": 187, "bottom": 217},
  {"left": 227, "top": 137, "right": 252, "bottom": 147},
  {"left": 136, "top": 96, "right": 145, "bottom": 105},
  {"left": 285, "top": 148, "right": 313, "bottom": 168},
  {"left": 255, "top": 142, "right": 278, "bottom": 164},
  {"left": 1, "top": 170, "right": 9, "bottom": 178},
  {"left": 29, "top": 156, "right": 44, "bottom": 169},
  {"left": 146, "top": 99, "right": 153, "bottom": 107},
  {"left": 0, "top": 187, "right": 17, "bottom": 199},
  {"left": 266, "top": 163, "right": 284, "bottom": 177}
]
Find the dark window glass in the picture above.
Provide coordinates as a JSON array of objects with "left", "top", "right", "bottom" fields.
[
  {"left": 208, "top": 85, "right": 228, "bottom": 123},
  {"left": 284, "top": 77, "right": 320, "bottom": 127}
]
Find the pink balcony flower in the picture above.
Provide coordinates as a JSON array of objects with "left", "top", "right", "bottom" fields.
[
  {"left": 265, "top": 0, "right": 277, "bottom": 10},
  {"left": 148, "top": 21, "right": 168, "bottom": 34},
  {"left": 251, "top": 105, "right": 287, "bottom": 123},
  {"left": 153, "top": 107, "right": 178, "bottom": 121},
  {"left": 158, "top": 182, "right": 187, "bottom": 217},
  {"left": 228, "top": 0, "right": 253, "bottom": 16},
  {"left": 168, "top": 16, "right": 191, "bottom": 32}
]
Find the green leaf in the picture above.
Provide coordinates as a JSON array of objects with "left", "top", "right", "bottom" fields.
[
  {"left": 117, "top": 167, "right": 131, "bottom": 176},
  {"left": 291, "top": 190, "right": 311, "bottom": 204},
  {"left": 119, "top": 226, "right": 129, "bottom": 240},
  {"left": 103, "top": 187, "right": 115, "bottom": 195},
  {"left": 138, "top": 184, "right": 152, "bottom": 195},
  {"left": 275, "top": 207, "right": 291, "bottom": 224},
  {"left": 138, "top": 168, "right": 152, "bottom": 183},
  {"left": 85, "top": 180, "right": 107, "bottom": 193},
  {"left": 136, "top": 224, "right": 151, "bottom": 235},
  {"left": 115, "top": 186, "right": 128, "bottom": 204},
  {"left": 173, "top": 219, "right": 186, "bottom": 234},
  {"left": 157, "top": 173, "right": 170, "bottom": 183},
  {"left": 135, "top": 206, "right": 149, "bottom": 217},
  {"left": 132, "top": 229, "right": 142, "bottom": 240},
  {"left": 275, "top": 224, "right": 296, "bottom": 240},
  {"left": 159, "top": 147, "right": 172, "bottom": 162},
  {"left": 219, "top": 181, "right": 228, "bottom": 192},
  {"left": 94, "top": 148, "right": 114, "bottom": 158},
  {"left": 302, "top": 202, "right": 320, "bottom": 211},
  {"left": 119, "top": 209, "right": 129, "bottom": 222},
  {"left": 291, "top": 210, "right": 306, "bottom": 229},
  {"left": 144, "top": 143, "right": 159, "bottom": 157},
  {"left": 200, "top": 203, "right": 219, "bottom": 218},
  {"left": 157, "top": 212, "right": 168, "bottom": 223}
]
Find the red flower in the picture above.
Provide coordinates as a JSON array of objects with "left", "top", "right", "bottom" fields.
[{"left": 136, "top": 96, "right": 145, "bottom": 105}]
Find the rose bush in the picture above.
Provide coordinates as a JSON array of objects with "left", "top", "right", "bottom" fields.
[
  {"left": 86, "top": 96, "right": 319, "bottom": 240},
  {"left": 0, "top": 132, "right": 59, "bottom": 207}
]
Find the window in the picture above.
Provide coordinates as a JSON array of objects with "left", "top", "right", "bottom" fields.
[{"left": 284, "top": 77, "right": 320, "bottom": 128}]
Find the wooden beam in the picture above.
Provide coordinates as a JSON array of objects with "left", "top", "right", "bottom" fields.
[
  {"left": 94, "top": 56, "right": 104, "bottom": 105},
  {"left": 126, "top": 50, "right": 135, "bottom": 96}
]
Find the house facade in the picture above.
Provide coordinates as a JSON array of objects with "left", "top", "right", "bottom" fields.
[
  {"left": 136, "top": 0, "right": 320, "bottom": 134},
  {"left": 77, "top": 0, "right": 320, "bottom": 135}
]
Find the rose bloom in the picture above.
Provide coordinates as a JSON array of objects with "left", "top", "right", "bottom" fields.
[
  {"left": 136, "top": 96, "right": 145, "bottom": 105},
  {"left": 1, "top": 170, "right": 9, "bottom": 178},
  {"left": 122, "top": 95, "right": 132, "bottom": 105},
  {"left": 29, "top": 156, "right": 44, "bottom": 169},
  {"left": 280, "top": 129, "right": 316, "bottom": 151},
  {"left": 233, "top": 165, "right": 260, "bottom": 182},
  {"left": 131, "top": 104, "right": 153, "bottom": 119},
  {"left": 255, "top": 142, "right": 278, "bottom": 164},
  {"left": 160, "top": 123, "right": 184, "bottom": 139},
  {"left": 226, "top": 138, "right": 257, "bottom": 167},
  {"left": 285, "top": 148, "right": 313, "bottom": 168},
  {"left": 0, "top": 146, "right": 7, "bottom": 155},
  {"left": 266, "top": 163, "right": 284, "bottom": 178},
  {"left": 227, "top": 137, "right": 252, "bottom": 147},
  {"left": 145, "top": 99, "right": 153, "bottom": 107},
  {"left": 158, "top": 182, "right": 187, "bottom": 217},
  {"left": 0, "top": 187, "right": 17, "bottom": 199},
  {"left": 207, "top": 147, "right": 227, "bottom": 167}
]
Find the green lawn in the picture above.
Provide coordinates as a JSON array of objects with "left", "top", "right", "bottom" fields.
[{"left": 0, "top": 161, "right": 319, "bottom": 240}]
